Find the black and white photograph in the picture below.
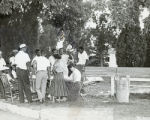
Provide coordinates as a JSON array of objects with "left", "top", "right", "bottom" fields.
[{"left": 0, "top": 0, "right": 150, "bottom": 120}]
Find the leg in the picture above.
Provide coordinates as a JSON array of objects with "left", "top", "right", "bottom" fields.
[
  {"left": 41, "top": 72, "right": 48, "bottom": 101},
  {"left": 36, "top": 71, "right": 42, "bottom": 101},
  {"left": 76, "top": 65, "right": 85, "bottom": 94},
  {"left": 16, "top": 69, "right": 25, "bottom": 103},
  {"left": 22, "top": 70, "right": 32, "bottom": 102},
  {"left": 0, "top": 79, "right": 5, "bottom": 99},
  {"left": 52, "top": 96, "right": 55, "bottom": 103}
]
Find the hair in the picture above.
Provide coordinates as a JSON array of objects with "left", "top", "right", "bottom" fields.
[
  {"left": 79, "top": 46, "right": 84, "bottom": 50},
  {"left": 53, "top": 54, "right": 61, "bottom": 59},
  {"left": 59, "top": 48, "right": 63, "bottom": 52},
  {"left": 35, "top": 49, "right": 40, "bottom": 54},
  {"left": 68, "top": 63, "right": 75, "bottom": 69},
  {"left": 41, "top": 49, "right": 46, "bottom": 56},
  {"left": 52, "top": 48, "right": 57, "bottom": 53}
]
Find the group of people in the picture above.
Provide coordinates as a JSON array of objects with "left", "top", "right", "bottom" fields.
[{"left": 0, "top": 43, "right": 89, "bottom": 103}]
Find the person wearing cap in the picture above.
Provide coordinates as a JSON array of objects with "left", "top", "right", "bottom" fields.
[{"left": 14, "top": 44, "right": 32, "bottom": 103}]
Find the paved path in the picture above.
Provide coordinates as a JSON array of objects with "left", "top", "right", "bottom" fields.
[{"left": 0, "top": 110, "right": 36, "bottom": 120}]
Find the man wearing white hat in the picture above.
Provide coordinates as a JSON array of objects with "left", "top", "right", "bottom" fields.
[{"left": 15, "top": 44, "right": 32, "bottom": 103}]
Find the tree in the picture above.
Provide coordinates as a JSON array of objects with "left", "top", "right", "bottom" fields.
[
  {"left": 143, "top": 16, "right": 150, "bottom": 67},
  {"left": 109, "top": 0, "right": 147, "bottom": 67},
  {"left": 0, "top": 0, "right": 42, "bottom": 60},
  {"left": 0, "top": 0, "right": 93, "bottom": 56},
  {"left": 117, "top": 25, "right": 147, "bottom": 67}
]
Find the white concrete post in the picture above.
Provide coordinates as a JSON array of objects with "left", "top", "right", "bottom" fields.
[{"left": 111, "top": 75, "right": 115, "bottom": 97}]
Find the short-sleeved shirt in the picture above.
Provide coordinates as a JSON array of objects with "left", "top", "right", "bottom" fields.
[
  {"left": 65, "top": 68, "right": 81, "bottom": 82},
  {"left": 0, "top": 58, "right": 6, "bottom": 68},
  {"left": 15, "top": 51, "right": 30, "bottom": 70},
  {"left": 34, "top": 56, "right": 50, "bottom": 71},
  {"left": 53, "top": 60, "right": 64, "bottom": 73},
  {"left": 61, "top": 54, "right": 69, "bottom": 65},
  {"left": 77, "top": 51, "right": 89, "bottom": 65}
]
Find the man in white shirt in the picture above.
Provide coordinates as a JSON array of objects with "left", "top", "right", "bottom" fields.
[
  {"left": 30, "top": 49, "right": 41, "bottom": 93},
  {"left": 77, "top": 47, "right": 88, "bottom": 65},
  {"left": 33, "top": 50, "right": 50, "bottom": 103},
  {"left": 76, "top": 46, "right": 89, "bottom": 95},
  {"left": 65, "top": 63, "right": 82, "bottom": 101},
  {"left": 31, "top": 49, "right": 41, "bottom": 70},
  {"left": 15, "top": 44, "right": 32, "bottom": 103}
]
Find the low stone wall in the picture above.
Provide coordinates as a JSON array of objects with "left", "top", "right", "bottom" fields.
[{"left": 0, "top": 100, "right": 114, "bottom": 120}]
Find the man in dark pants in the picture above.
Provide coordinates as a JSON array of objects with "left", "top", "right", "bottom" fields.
[{"left": 15, "top": 44, "right": 32, "bottom": 103}]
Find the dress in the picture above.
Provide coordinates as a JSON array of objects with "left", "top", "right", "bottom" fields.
[{"left": 50, "top": 60, "right": 68, "bottom": 97}]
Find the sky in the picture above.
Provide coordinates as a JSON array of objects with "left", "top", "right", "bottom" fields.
[
  {"left": 56, "top": 0, "right": 150, "bottom": 49},
  {"left": 139, "top": 8, "right": 150, "bottom": 29}
]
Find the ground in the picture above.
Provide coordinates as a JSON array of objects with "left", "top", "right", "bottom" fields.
[
  {"left": 0, "top": 110, "right": 36, "bottom": 120},
  {"left": 1, "top": 77, "right": 150, "bottom": 120}
]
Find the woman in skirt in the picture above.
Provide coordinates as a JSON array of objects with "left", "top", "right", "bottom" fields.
[{"left": 50, "top": 54, "right": 68, "bottom": 103}]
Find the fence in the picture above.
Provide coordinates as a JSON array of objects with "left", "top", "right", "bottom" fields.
[{"left": 85, "top": 67, "right": 150, "bottom": 96}]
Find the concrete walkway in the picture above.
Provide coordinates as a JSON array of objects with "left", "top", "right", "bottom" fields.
[
  {"left": 0, "top": 110, "right": 36, "bottom": 120},
  {"left": 0, "top": 100, "right": 113, "bottom": 120}
]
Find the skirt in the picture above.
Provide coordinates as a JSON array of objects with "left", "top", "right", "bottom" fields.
[{"left": 50, "top": 72, "right": 68, "bottom": 97}]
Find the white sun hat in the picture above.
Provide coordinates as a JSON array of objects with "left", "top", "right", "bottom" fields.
[{"left": 19, "top": 44, "right": 27, "bottom": 49}]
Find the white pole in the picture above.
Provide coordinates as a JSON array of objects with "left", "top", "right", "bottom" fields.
[{"left": 111, "top": 75, "right": 115, "bottom": 97}]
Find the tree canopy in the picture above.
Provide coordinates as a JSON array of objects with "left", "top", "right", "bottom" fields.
[{"left": 0, "top": 0, "right": 150, "bottom": 66}]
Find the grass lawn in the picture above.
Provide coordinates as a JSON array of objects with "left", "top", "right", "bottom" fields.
[{"left": 1, "top": 77, "right": 150, "bottom": 120}]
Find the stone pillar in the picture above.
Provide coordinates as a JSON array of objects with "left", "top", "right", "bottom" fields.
[{"left": 116, "top": 75, "right": 130, "bottom": 103}]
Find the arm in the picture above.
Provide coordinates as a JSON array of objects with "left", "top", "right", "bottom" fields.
[
  {"left": 85, "top": 52, "right": 89, "bottom": 66},
  {"left": 3, "top": 58, "right": 6, "bottom": 66},
  {"left": 32, "top": 60, "right": 37, "bottom": 74},
  {"left": 47, "top": 66, "right": 51, "bottom": 79},
  {"left": 64, "top": 75, "right": 72, "bottom": 81},
  {"left": 26, "top": 54, "right": 31, "bottom": 72},
  {"left": 26, "top": 62, "right": 31, "bottom": 72}
]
